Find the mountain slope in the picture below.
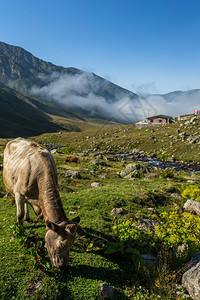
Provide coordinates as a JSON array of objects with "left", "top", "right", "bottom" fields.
[
  {"left": 0, "top": 83, "right": 65, "bottom": 137},
  {"left": 0, "top": 41, "right": 138, "bottom": 123},
  {"left": 0, "top": 41, "right": 137, "bottom": 102},
  {"left": 160, "top": 89, "right": 200, "bottom": 103}
]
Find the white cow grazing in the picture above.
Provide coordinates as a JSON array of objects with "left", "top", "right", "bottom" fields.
[{"left": 3, "top": 137, "right": 80, "bottom": 270}]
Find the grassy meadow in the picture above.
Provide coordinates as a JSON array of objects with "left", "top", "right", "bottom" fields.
[{"left": 0, "top": 118, "right": 200, "bottom": 299}]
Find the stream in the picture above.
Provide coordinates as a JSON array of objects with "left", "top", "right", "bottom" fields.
[{"left": 114, "top": 153, "right": 200, "bottom": 173}]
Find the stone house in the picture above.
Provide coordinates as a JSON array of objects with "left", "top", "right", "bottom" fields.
[
  {"left": 135, "top": 114, "right": 172, "bottom": 129},
  {"left": 146, "top": 114, "right": 172, "bottom": 124}
]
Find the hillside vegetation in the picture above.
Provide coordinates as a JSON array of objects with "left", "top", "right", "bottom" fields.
[
  {"left": 32, "top": 114, "right": 200, "bottom": 163},
  {"left": 0, "top": 116, "right": 200, "bottom": 299}
]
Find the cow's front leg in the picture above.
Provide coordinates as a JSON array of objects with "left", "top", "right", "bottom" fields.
[
  {"left": 15, "top": 192, "right": 26, "bottom": 225},
  {"left": 24, "top": 203, "right": 31, "bottom": 222}
]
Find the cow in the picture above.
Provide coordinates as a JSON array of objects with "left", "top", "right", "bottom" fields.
[
  {"left": 3, "top": 137, "right": 80, "bottom": 270},
  {"left": 65, "top": 156, "right": 79, "bottom": 163}
]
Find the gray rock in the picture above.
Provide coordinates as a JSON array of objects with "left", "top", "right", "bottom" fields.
[
  {"left": 6, "top": 192, "right": 12, "bottom": 198},
  {"left": 185, "top": 121, "right": 190, "bottom": 125},
  {"left": 135, "top": 217, "right": 158, "bottom": 232},
  {"left": 99, "top": 174, "right": 107, "bottom": 179},
  {"left": 91, "top": 159, "right": 108, "bottom": 166},
  {"left": 187, "top": 180, "right": 197, "bottom": 183},
  {"left": 120, "top": 163, "right": 149, "bottom": 178},
  {"left": 184, "top": 199, "right": 200, "bottom": 215},
  {"left": 170, "top": 193, "right": 182, "bottom": 201},
  {"left": 147, "top": 207, "right": 156, "bottom": 212},
  {"left": 51, "top": 149, "right": 59, "bottom": 154},
  {"left": 91, "top": 182, "right": 102, "bottom": 187},
  {"left": 141, "top": 254, "right": 158, "bottom": 265},
  {"left": 111, "top": 208, "right": 128, "bottom": 217},
  {"left": 105, "top": 156, "right": 118, "bottom": 162},
  {"left": 182, "top": 252, "right": 200, "bottom": 299},
  {"left": 167, "top": 157, "right": 175, "bottom": 163},
  {"left": 35, "top": 281, "right": 43, "bottom": 290},
  {"left": 99, "top": 282, "right": 114, "bottom": 298},
  {"left": 176, "top": 244, "right": 189, "bottom": 259},
  {"left": 179, "top": 131, "right": 186, "bottom": 137},
  {"left": 190, "top": 117, "right": 198, "bottom": 123},
  {"left": 124, "top": 170, "right": 142, "bottom": 179},
  {"left": 64, "top": 170, "right": 81, "bottom": 179},
  {"left": 131, "top": 148, "right": 140, "bottom": 153}
]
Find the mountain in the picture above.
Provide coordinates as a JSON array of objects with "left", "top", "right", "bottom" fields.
[
  {"left": 142, "top": 89, "right": 200, "bottom": 118},
  {"left": 0, "top": 41, "right": 138, "bottom": 123},
  {"left": 160, "top": 89, "right": 200, "bottom": 103}
]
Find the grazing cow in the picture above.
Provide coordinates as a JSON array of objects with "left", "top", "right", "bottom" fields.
[
  {"left": 3, "top": 138, "right": 80, "bottom": 270},
  {"left": 65, "top": 156, "right": 79, "bottom": 163}
]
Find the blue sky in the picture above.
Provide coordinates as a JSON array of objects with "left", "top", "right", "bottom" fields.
[{"left": 0, "top": 0, "right": 200, "bottom": 93}]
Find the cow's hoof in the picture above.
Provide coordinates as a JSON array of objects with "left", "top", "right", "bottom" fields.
[{"left": 24, "top": 218, "right": 32, "bottom": 223}]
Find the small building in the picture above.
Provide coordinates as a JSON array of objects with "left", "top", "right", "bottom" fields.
[
  {"left": 146, "top": 114, "right": 172, "bottom": 125},
  {"left": 135, "top": 114, "right": 173, "bottom": 129}
]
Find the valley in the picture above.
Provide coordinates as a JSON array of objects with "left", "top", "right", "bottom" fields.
[{"left": 0, "top": 115, "right": 200, "bottom": 299}]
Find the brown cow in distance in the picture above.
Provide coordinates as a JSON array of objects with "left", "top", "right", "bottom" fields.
[
  {"left": 65, "top": 156, "right": 79, "bottom": 163},
  {"left": 3, "top": 137, "right": 80, "bottom": 270}
]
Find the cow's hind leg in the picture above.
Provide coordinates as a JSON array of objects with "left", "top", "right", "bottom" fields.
[{"left": 15, "top": 192, "right": 26, "bottom": 225}]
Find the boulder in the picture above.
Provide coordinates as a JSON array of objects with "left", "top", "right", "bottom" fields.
[
  {"left": 5, "top": 192, "right": 12, "bottom": 198},
  {"left": 170, "top": 193, "right": 182, "bottom": 201},
  {"left": 90, "top": 159, "right": 109, "bottom": 167},
  {"left": 111, "top": 208, "right": 128, "bottom": 217},
  {"left": 124, "top": 170, "right": 142, "bottom": 179},
  {"left": 167, "top": 157, "right": 175, "bottom": 163},
  {"left": 190, "top": 117, "right": 198, "bottom": 123},
  {"left": 91, "top": 182, "right": 102, "bottom": 188},
  {"left": 131, "top": 148, "right": 140, "bottom": 153},
  {"left": 120, "top": 163, "right": 149, "bottom": 178},
  {"left": 176, "top": 244, "right": 189, "bottom": 259},
  {"left": 183, "top": 199, "right": 200, "bottom": 216},
  {"left": 99, "top": 282, "right": 114, "bottom": 298},
  {"left": 105, "top": 156, "right": 118, "bottom": 162},
  {"left": 141, "top": 254, "right": 158, "bottom": 265},
  {"left": 135, "top": 217, "right": 158, "bottom": 232},
  {"left": 64, "top": 170, "right": 81, "bottom": 179},
  {"left": 182, "top": 252, "right": 200, "bottom": 299}
]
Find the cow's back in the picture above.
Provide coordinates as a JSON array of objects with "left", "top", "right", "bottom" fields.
[{"left": 3, "top": 138, "right": 56, "bottom": 198}]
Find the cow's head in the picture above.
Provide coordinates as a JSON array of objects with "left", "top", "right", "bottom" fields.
[{"left": 45, "top": 217, "right": 80, "bottom": 270}]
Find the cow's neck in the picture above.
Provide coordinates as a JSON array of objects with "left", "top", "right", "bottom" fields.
[{"left": 38, "top": 176, "right": 67, "bottom": 224}]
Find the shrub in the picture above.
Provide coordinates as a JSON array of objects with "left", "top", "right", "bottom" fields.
[
  {"left": 160, "top": 168, "right": 175, "bottom": 179},
  {"left": 181, "top": 184, "right": 200, "bottom": 201},
  {"left": 60, "top": 144, "right": 74, "bottom": 154},
  {"left": 112, "top": 217, "right": 156, "bottom": 254},
  {"left": 110, "top": 211, "right": 200, "bottom": 257},
  {"left": 155, "top": 211, "right": 200, "bottom": 253}
]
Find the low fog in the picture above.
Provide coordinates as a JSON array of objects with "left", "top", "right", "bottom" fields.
[{"left": 31, "top": 72, "right": 200, "bottom": 124}]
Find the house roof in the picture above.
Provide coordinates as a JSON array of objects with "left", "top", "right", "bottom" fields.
[{"left": 146, "top": 114, "right": 172, "bottom": 120}]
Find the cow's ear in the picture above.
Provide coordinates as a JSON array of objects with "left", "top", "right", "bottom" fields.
[
  {"left": 72, "top": 216, "right": 80, "bottom": 224},
  {"left": 46, "top": 220, "right": 61, "bottom": 233}
]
